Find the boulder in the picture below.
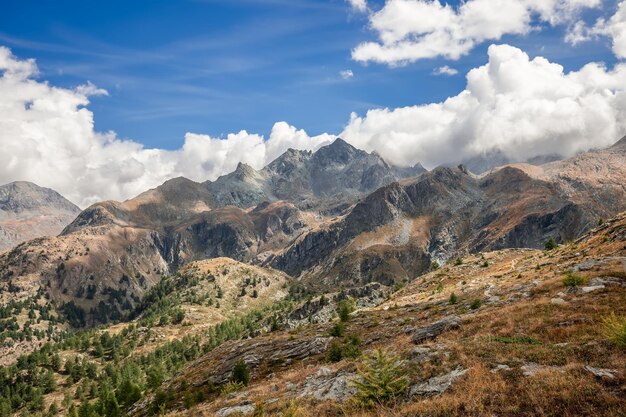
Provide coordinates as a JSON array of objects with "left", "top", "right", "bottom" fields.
[{"left": 412, "top": 316, "right": 461, "bottom": 344}]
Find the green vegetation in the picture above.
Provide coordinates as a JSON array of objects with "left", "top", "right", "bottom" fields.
[
  {"left": 327, "top": 334, "right": 361, "bottom": 363},
  {"left": 329, "top": 322, "right": 345, "bottom": 337},
  {"left": 470, "top": 299, "right": 482, "bottom": 310},
  {"left": 0, "top": 275, "right": 294, "bottom": 417},
  {"left": 337, "top": 299, "right": 355, "bottom": 322},
  {"left": 430, "top": 260, "right": 440, "bottom": 270},
  {"left": 563, "top": 270, "right": 587, "bottom": 288},
  {"left": 231, "top": 360, "right": 250, "bottom": 385},
  {"left": 352, "top": 349, "right": 408, "bottom": 407},
  {"left": 544, "top": 237, "right": 558, "bottom": 250},
  {"left": 449, "top": 293, "right": 458, "bottom": 304},
  {"left": 602, "top": 313, "right": 626, "bottom": 348},
  {"left": 454, "top": 257, "right": 463, "bottom": 266}
]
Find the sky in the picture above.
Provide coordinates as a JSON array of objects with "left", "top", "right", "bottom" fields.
[{"left": 1, "top": 0, "right": 626, "bottom": 207}]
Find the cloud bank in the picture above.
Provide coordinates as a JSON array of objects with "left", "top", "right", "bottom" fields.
[
  {"left": 352, "top": 0, "right": 602, "bottom": 66},
  {"left": 0, "top": 46, "right": 333, "bottom": 207},
  {"left": 567, "top": 0, "right": 626, "bottom": 59},
  {"left": 2, "top": 44, "right": 626, "bottom": 207}
]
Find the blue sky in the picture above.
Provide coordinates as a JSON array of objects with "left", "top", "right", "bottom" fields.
[{"left": 1, "top": 0, "right": 619, "bottom": 150}]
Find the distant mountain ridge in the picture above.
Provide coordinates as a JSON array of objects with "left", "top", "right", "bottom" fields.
[
  {"left": 0, "top": 181, "right": 80, "bottom": 252},
  {"left": 0, "top": 136, "right": 624, "bottom": 327},
  {"left": 204, "top": 138, "right": 426, "bottom": 210}
]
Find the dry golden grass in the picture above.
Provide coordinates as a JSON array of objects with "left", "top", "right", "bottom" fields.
[{"left": 153, "top": 213, "right": 626, "bottom": 417}]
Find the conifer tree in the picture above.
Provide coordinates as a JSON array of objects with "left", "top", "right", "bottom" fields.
[{"left": 352, "top": 348, "right": 408, "bottom": 406}]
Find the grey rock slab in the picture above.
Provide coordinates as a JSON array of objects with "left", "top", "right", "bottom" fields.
[
  {"left": 410, "top": 368, "right": 468, "bottom": 396},
  {"left": 412, "top": 316, "right": 461, "bottom": 344},
  {"left": 299, "top": 368, "right": 357, "bottom": 401},
  {"left": 215, "top": 403, "right": 255, "bottom": 417},
  {"left": 584, "top": 366, "right": 617, "bottom": 380}
]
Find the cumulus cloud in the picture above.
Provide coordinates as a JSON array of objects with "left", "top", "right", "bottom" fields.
[
  {"left": 352, "top": 0, "right": 602, "bottom": 66},
  {"left": 433, "top": 65, "right": 458, "bottom": 76},
  {"left": 340, "top": 69, "right": 354, "bottom": 79},
  {"left": 2, "top": 44, "right": 626, "bottom": 207},
  {"left": 342, "top": 43, "right": 626, "bottom": 168},
  {"left": 347, "top": 0, "right": 368, "bottom": 13},
  {"left": 566, "top": 1, "right": 626, "bottom": 59},
  {"left": 0, "top": 46, "right": 332, "bottom": 207}
]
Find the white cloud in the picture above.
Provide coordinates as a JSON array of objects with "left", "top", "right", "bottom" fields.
[
  {"left": 2, "top": 44, "right": 626, "bottom": 208},
  {"left": 433, "top": 65, "right": 458, "bottom": 76},
  {"left": 566, "top": 1, "right": 626, "bottom": 59},
  {"left": 352, "top": 0, "right": 602, "bottom": 66},
  {"left": 342, "top": 44, "right": 626, "bottom": 168},
  {"left": 347, "top": 0, "right": 368, "bottom": 13},
  {"left": 340, "top": 69, "right": 354, "bottom": 79},
  {"left": 0, "top": 46, "right": 332, "bottom": 207}
]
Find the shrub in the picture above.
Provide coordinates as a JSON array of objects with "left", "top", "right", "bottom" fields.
[
  {"left": 544, "top": 237, "right": 558, "bottom": 250},
  {"left": 352, "top": 348, "right": 408, "bottom": 407},
  {"left": 470, "top": 299, "right": 481, "bottom": 310},
  {"left": 220, "top": 381, "right": 244, "bottom": 395},
  {"left": 602, "top": 313, "right": 626, "bottom": 348},
  {"left": 454, "top": 257, "right": 463, "bottom": 266},
  {"left": 337, "top": 300, "right": 354, "bottom": 322},
  {"left": 449, "top": 293, "right": 458, "bottom": 304},
  {"left": 171, "top": 308, "right": 185, "bottom": 324},
  {"left": 231, "top": 360, "right": 250, "bottom": 385},
  {"left": 563, "top": 271, "right": 586, "bottom": 288},
  {"left": 343, "top": 334, "right": 362, "bottom": 359},
  {"left": 327, "top": 341, "right": 344, "bottom": 363},
  {"left": 329, "top": 322, "right": 345, "bottom": 337},
  {"left": 481, "top": 260, "right": 489, "bottom": 268},
  {"left": 431, "top": 260, "right": 440, "bottom": 270}
]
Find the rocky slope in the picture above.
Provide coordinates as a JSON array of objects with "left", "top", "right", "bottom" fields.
[
  {"left": 0, "top": 139, "right": 419, "bottom": 325},
  {"left": 0, "top": 181, "right": 80, "bottom": 252},
  {"left": 0, "top": 195, "right": 624, "bottom": 416},
  {"left": 129, "top": 210, "right": 626, "bottom": 417},
  {"left": 268, "top": 139, "right": 626, "bottom": 289}
]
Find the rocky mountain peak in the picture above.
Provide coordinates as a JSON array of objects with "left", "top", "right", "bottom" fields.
[
  {"left": 0, "top": 181, "right": 81, "bottom": 251},
  {"left": 311, "top": 138, "right": 362, "bottom": 165},
  {"left": 0, "top": 181, "right": 79, "bottom": 215},
  {"left": 233, "top": 162, "right": 257, "bottom": 179}
]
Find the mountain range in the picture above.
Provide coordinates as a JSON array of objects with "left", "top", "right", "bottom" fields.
[
  {"left": 1, "top": 137, "right": 625, "bottom": 326},
  {"left": 0, "top": 136, "right": 625, "bottom": 417}
]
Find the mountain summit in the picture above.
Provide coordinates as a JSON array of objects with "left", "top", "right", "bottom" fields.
[{"left": 0, "top": 181, "right": 80, "bottom": 251}]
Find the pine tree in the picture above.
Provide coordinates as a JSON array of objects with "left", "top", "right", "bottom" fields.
[
  {"left": 351, "top": 349, "right": 408, "bottom": 407},
  {"left": 231, "top": 360, "right": 250, "bottom": 386}
]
